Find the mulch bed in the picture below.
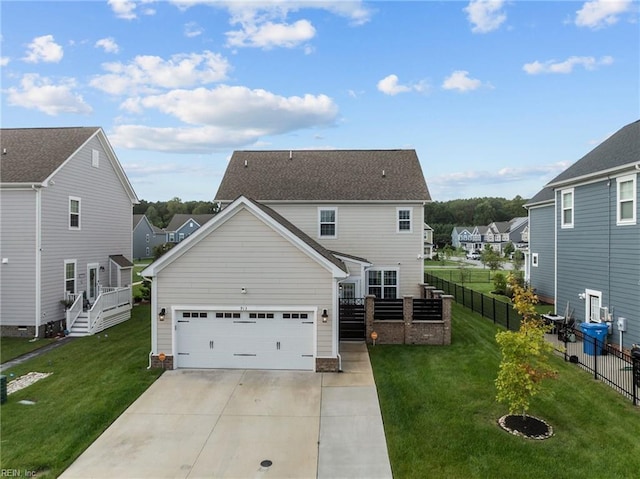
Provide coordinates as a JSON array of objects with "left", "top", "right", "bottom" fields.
[{"left": 498, "top": 414, "right": 554, "bottom": 440}]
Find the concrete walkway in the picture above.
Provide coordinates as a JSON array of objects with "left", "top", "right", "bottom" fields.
[
  {"left": 0, "top": 337, "right": 74, "bottom": 372},
  {"left": 60, "top": 342, "right": 392, "bottom": 479}
]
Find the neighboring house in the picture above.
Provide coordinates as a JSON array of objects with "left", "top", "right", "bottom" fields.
[
  {"left": 526, "top": 119, "right": 640, "bottom": 351},
  {"left": 132, "top": 214, "right": 165, "bottom": 259},
  {"left": 451, "top": 226, "right": 473, "bottom": 249},
  {"left": 485, "top": 221, "right": 510, "bottom": 252},
  {"left": 423, "top": 223, "right": 435, "bottom": 259},
  {"left": 164, "top": 214, "right": 215, "bottom": 243},
  {"left": 142, "top": 149, "right": 431, "bottom": 372},
  {"left": 0, "top": 127, "right": 138, "bottom": 338},
  {"left": 524, "top": 188, "right": 555, "bottom": 304},
  {"left": 508, "top": 217, "right": 529, "bottom": 251}
]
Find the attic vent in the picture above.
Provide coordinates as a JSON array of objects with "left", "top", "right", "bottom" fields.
[
  {"left": 244, "top": 159, "right": 248, "bottom": 168},
  {"left": 382, "top": 169, "right": 386, "bottom": 177},
  {"left": 2, "top": 148, "right": 6, "bottom": 155}
]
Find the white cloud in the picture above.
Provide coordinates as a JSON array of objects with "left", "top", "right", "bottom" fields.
[
  {"left": 184, "top": 22, "right": 203, "bottom": 38},
  {"left": 464, "top": 0, "right": 507, "bottom": 33},
  {"left": 108, "top": 0, "right": 156, "bottom": 20},
  {"left": 523, "top": 55, "right": 614, "bottom": 74},
  {"left": 431, "top": 162, "right": 571, "bottom": 186},
  {"left": 226, "top": 19, "right": 316, "bottom": 49},
  {"left": 0, "top": 57, "right": 9, "bottom": 66},
  {"left": 377, "top": 74, "right": 427, "bottom": 96},
  {"left": 95, "top": 37, "right": 119, "bottom": 54},
  {"left": 90, "top": 51, "right": 231, "bottom": 95},
  {"left": 441, "top": 70, "right": 484, "bottom": 92},
  {"left": 22, "top": 35, "right": 63, "bottom": 63},
  {"left": 575, "top": 0, "right": 632, "bottom": 29},
  {"left": 6, "top": 74, "right": 92, "bottom": 116},
  {"left": 111, "top": 85, "right": 338, "bottom": 153}
]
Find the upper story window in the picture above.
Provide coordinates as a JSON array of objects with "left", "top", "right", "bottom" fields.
[
  {"left": 397, "top": 208, "right": 412, "bottom": 233},
  {"left": 318, "top": 207, "right": 337, "bottom": 238},
  {"left": 178, "top": 233, "right": 185, "bottom": 241},
  {"left": 617, "top": 175, "right": 636, "bottom": 225},
  {"left": 145, "top": 233, "right": 150, "bottom": 243},
  {"left": 561, "top": 188, "right": 574, "bottom": 228},
  {"left": 69, "top": 197, "right": 81, "bottom": 229},
  {"left": 169, "top": 233, "right": 175, "bottom": 242}
]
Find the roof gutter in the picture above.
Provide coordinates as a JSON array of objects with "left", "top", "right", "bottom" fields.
[{"left": 546, "top": 162, "right": 640, "bottom": 189}]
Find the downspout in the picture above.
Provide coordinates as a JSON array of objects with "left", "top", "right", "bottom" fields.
[
  {"left": 33, "top": 184, "right": 42, "bottom": 339},
  {"left": 554, "top": 191, "right": 558, "bottom": 315},
  {"left": 142, "top": 274, "right": 155, "bottom": 369}
]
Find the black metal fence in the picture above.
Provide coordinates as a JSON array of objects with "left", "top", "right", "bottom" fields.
[
  {"left": 425, "top": 272, "right": 639, "bottom": 405},
  {"left": 339, "top": 298, "right": 365, "bottom": 340},
  {"left": 425, "top": 273, "right": 522, "bottom": 330},
  {"left": 413, "top": 299, "right": 443, "bottom": 321},
  {"left": 373, "top": 298, "right": 404, "bottom": 320}
]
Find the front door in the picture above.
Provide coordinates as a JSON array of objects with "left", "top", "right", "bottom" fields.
[{"left": 87, "top": 264, "right": 99, "bottom": 303}]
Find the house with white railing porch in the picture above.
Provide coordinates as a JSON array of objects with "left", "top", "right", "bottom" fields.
[{"left": 1, "top": 127, "right": 138, "bottom": 338}]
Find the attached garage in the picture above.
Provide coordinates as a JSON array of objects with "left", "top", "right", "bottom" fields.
[
  {"left": 174, "top": 308, "right": 316, "bottom": 370},
  {"left": 142, "top": 196, "right": 349, "bottom": 372}
]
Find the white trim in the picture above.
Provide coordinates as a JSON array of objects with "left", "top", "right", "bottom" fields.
[
  {"left": 87, "top": 263, "right": 99, "bottom": 303},
  {"left": 396, "top": 207, "right": 412, "bottom": 233},
  {"left": 35, "top": 186, "right": 42, "bottom": 334},
  {"left": 69, "top": 196, "right": 81, "bottom": 230},
  {"left": 64, "top": 259, "right": 77, "bottom": 296},
  {"left": 616, "top": 174, "right": 636, "bottom": 225},
  {"left": 585, "top": 289, "right": 602, "bottom": 323},
  {"left": 91, "top": 149, "right": 100, "bottom": 168},
  {"left": 318, "top": 206, "right": 338, "bottom": 239},
  {"left": 560, "top": 188, "right": 574, "bottom": 229},
  {"left": 546, "top": 162, "right": 640, "bottom": 189}
]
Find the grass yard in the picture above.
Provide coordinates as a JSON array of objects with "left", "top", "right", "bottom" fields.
[
  {"left": 369, "top": 303, "right": 640, "bottom": 479},
  {"left": 0, "top": 305, "right": 162, "bottom": 478},
  {"left": 0, "top": 337, "right": 56, "bottom": 364}
]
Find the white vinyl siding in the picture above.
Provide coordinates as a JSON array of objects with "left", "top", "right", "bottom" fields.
[
  {"left": 397, "top": 208, "right": 412, "bottom": 233},
  {"left": 0, "top": 189, "right": 37, "bottom": 326},
  {"left": 616, "top": 175, "right": 636, "bottom": 225},
  {"left": 270, "top": 203, "right": 424, "bottom": 297},
  {"left": 561, "top": 189, "right": 574, "bottom": 228},
  {"left": 155, "top": 208, "right": 334, "bottom": 357},
  {"left": 69, "top": 197, "right": 81, "bottom": 229},
  {"left": 318, "top": 207, "right": 337, "bottom": 238}
]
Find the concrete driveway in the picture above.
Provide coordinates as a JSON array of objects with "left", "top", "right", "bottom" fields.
[{"left": 60, "top": 342, "right": 392, "bottom": 479}]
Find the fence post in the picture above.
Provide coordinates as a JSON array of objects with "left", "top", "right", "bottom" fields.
[
  {"left": 593, "top": 336, "right": 598, "bottom": 380},
  {"left": 365, "top": 295, "right": 375, "bottom": 344},
  {"left": 631, "top": 346, "right": 640, "bottom": 406},
  {"left": 505, "top": 302, "right": 510, "bottom": 330}
]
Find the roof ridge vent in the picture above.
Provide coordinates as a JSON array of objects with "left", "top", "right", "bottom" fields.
[
  {"left": 244, "top": 159, "right": 248, "bottom": 168},
  {"left": 382, "top": 169, "right": 386, "bottom": 177}
]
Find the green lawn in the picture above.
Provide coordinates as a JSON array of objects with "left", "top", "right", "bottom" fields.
[
  {"left": 0, "top": 305, "right": 162, "bottom": 478},
  {"left": 369, "top": 303, "right": 640, "bottom": 479},
  {"left": 1, "top": 337, "right": 56, "bottom": 364}
]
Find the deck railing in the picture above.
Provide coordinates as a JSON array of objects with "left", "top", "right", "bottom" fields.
[
  {"left": 88, "top": 286, "right": 132, "bottom": 333},
  {"left": 65, "top": 294, "right": 84, "bottom": 332}
]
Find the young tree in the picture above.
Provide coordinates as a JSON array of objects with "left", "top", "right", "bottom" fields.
[
  {"left": 512, "top": 250, "right": 525, "bottom": 273},
  {"left": 495, "top": 275, "right": 557, "bottom": 417},
  {"left": 481, "top": 247, "right": 504, "bottom": 272}
]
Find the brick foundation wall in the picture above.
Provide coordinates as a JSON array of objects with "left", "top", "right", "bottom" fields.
[
  {"left": 315, "top": 357, "right": 339, "bottom": 372},
  {"left": 1, "top": 325, "right": 36, "bottom": 338},
  {"left": 364, "top": 293, "right": 452, "bottom": 346},
  {"left": 151, "top": 355, "right": 174, "bottom": 369}
]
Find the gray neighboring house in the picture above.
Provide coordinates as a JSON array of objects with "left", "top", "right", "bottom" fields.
[
  {"left": 526, "top": 119, "right": 640, "bottom": 351},
  {"left": 142, "top": 149, "right": 431, "bottom": 372},
  {"left": 164, "top": 214, "right": 216, "bottom": 243},
  {"left": 133, "top": 214, "right": 165, "bottom": 259},
  {"left": 451, "top": 226, "right": 473, "bottom": 249},
  {"left": 0, "top": 127, "right": 138, "bottom": 338},
  {"left": 524, "top": 188, "right": 555, "bottom": 304}
]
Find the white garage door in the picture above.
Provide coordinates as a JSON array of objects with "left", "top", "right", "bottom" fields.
[{"left": 175, "top": 310, "right": 315, "bottom": 370}]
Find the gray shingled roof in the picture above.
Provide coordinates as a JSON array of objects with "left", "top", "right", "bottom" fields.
[
  {"left": 165, "top": 214, "right": 216, "bottom": 232},
  {"left": 547, "top": 119, "right": 640, "bottom": 186},
  {"left": 525, "top": 187, "right": 555, "bottom": 207},
  {"left": 215, "top": 150, "right": 431, "bottom": 202},
  {"left": 245, "top": 197, "right": 348, "bottom": 274},
  {"left": 1, "top": 127, "right": 100, "bottom": 183}
]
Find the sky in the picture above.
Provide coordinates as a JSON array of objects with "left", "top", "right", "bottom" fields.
[{"left": 1, "top": 0, "right": 638, "bottom": 202}]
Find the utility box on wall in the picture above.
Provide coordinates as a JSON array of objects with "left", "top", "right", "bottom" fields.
[{"left": 616, "top": 317, "right": 627, "bottom": 332}]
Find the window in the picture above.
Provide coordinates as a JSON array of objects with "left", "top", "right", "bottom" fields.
[
  {"left": 91, "top": 149, "right": 99, "bottom": 168},
  {"left": 397, "top": 208, "right": 412, "bottom": 233},
  {"left": 178, "top": 233, "right": 185, "bottom": 242},
  {"left": 367, "top": 269, "right": 398, "bottom": 298},
  {"left": 531, "top": 253, "right": 539, "bottom": 267},
  {"left": 64, "top": 260, "right": 76, "bottom": 295},
  {"left": 169, "top": 233, "right": 175, "bottom": 242},
  {"left": 145, "top": 233, "right": 150, "bottom": 243},
  {"left": 561, "top": 189, "right": 574, "bottom": 228},
  {"left": 617, "top": 175, "right": 636, "bottom": 225},
  {"left": 318, "top": 208, "right": 337, "bottom": 238},
  {"left": 145, "top": 247, "right": 150, "bottom": 256},
  {"left": 69, "top": 197, "right": 81, "bottom": 229}
]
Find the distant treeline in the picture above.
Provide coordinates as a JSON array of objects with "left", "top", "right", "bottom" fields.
[
  {"left": 425, "top": 196, "right": 528, "bottom": 248},
  {"left": 133, "top": 197, "right": 219, "bottom": 228}
]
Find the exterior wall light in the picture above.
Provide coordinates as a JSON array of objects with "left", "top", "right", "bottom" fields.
[
  {"left": 159, "top": 308, "right": 166, "bottom": 321},
  {"left": 321, "top": 309, "right": 328, "bottom": 323},
  {"left": 578, "top": 293, "right": 586, "bottom": 300}
]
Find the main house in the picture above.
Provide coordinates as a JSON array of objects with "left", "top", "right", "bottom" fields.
[
  {"left": 142, "top": 150, "right": 431, "bottom": 372},
  {"left": 525, "top": 119, "right": 639, "bottom": 351},
  {"left": 0, "top": 127, "right": 138, "bottom": 338}
]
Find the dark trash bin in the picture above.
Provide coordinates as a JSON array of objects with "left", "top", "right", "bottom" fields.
[{"left": 580, "top": 322, "right": 608, "bottom": 356}]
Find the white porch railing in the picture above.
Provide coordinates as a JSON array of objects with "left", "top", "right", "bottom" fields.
[
  {"left": 88, "top": 286, "right": 132, "bottom": 334},
  {"left": 65, "top": 293, "right": 84, "bottom": 332}
]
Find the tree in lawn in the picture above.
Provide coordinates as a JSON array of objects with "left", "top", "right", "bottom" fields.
[
  {"left": 495, "top": 274, "right": 557, "bottom": 438},
  {"left": 481, "top": 246, "right": 504, "bottom": 273}
]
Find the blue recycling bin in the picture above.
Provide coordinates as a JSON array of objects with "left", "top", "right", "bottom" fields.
[{"left": 580, "top": 322, "right": 608, "bottom": 356}]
